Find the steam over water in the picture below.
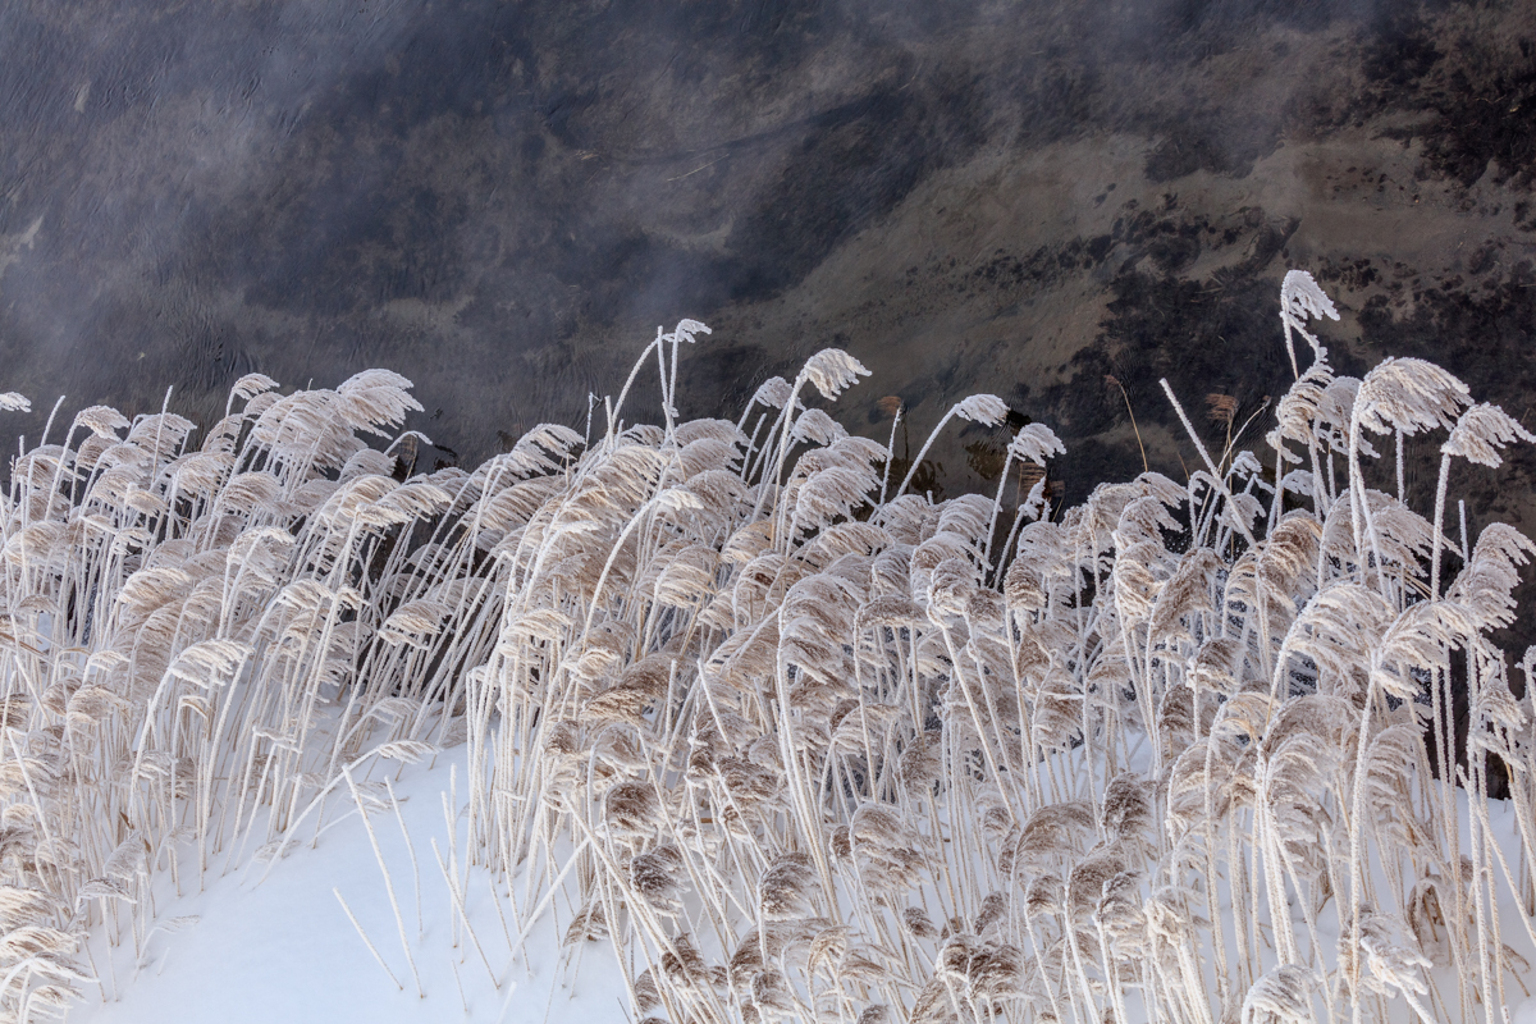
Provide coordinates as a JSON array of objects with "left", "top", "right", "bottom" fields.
[{"left": 1, "top": 0, "right": 1533, "bottom": 521}]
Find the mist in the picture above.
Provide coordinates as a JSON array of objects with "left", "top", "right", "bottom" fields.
[{"left": 0, "top": 0, "right": 1532, "bottom": 520}]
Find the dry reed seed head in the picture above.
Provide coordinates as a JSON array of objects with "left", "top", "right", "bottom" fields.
[
  {"left": 942, "top": 934, "right": 1028, "bottom": 1006},
  {"left": 827, "top": 699, "right": 880, "bottom": 755},
  {"left": 683, "top": 469, "right": 751, "bottom": 522},
  {"left": 1212, "top": 692, "right": 1283, "bottom": 748},
  {"left": 0, "top": 926, "right": 79, "bottom": 963},
  {"left": 667, "top": 317, "right": 713, "bottom": 344},
  {"left": 1356, "top": 492, "right": 1439, "bottom": 575},
  {"left": 1269, "top": 361, "right": 1336, "bottom": 452},
  {"left": 1001, "top": 554, "right": 1048, "bottom": 615},
  {"left": 1405, "top": 877, "right": 1449, "bottom": 966},
  {"left": 1367, "top": 601, "right": 1472, "bottom": 703},
  {"left": 75, "top": 875, "right": 137, "bottom": 910},
  {"left": 1100, "top": 773, "right": 1154, "bottom": 843},
  {"left": 1280, "top": 268, "right": 1340, "bottom": 326},
  {"left": 758, "top": 852, "right": 818, "bottom": 920},
  {"left": 1447, "top": 522, "right": 1536, "bottom": 628},
  {"left": 1358, "top": 724, "right": 1430, "bottom": 846},
  {"left": 905, "top": 983, "right": 958, "bottom": 1024},
  {"left": 789, "top": 408, "right": 847, "bottom": 448},
  {"left": 1207, "top": 392, "right": 1239, "bottom": 429},
  {"left": 792, "top": 466, "right": 880, "bottom": 535},
  {"left": 378, "top": 478, "right": 453, "bottom": 520},
  {"left": 633, "top": 969, "right": 662, "bottom": 1013},
  {"left": 849, "top": 803, "right": 931, "bottom": 897},
  {"left": 1064, "top": 845, "right": 1129, "bottom": 921},
  {"left": 1258, "top": 512, "right": 1322, "bottom": 594},
  {"left": 909, "top": 534, "right": 981, "bottom": 611},
  {"left": 804, "top": 522, "right": 890, "bottom": 566},
  {"left": 1353, "top": 357, "right": 1471, "bottom": 439},
  {"left": 1095, "top": 868, "right": 1146, "bottom": 941},
  {"left": 897, "top": 729, "right": 943, "bottom": 795},
  {"left": 1078, "top": 478, "right": 1166, "bottom": 552},
  {"left": 925, "top": 558, "right": 984, "bottom": 621},
  {"left": 0, "top": 888, "right": 59, "bottom": 934},
  {"left": 167, "top": 639, "right": 252, "bottom": 688},
  {"left": 1239, "top": 963, "right": 1317, "bottom": 1024},
  {"left": 1115, "top": 494, "right": 1182, "bottom": 553},
  {"left": 338, "top": 448, "right": 397, "bottom": 483},
  {"left": 747, "top": 376, "right": 795, "bottom": 413},
  {"left": 1015, "top": 802, "right": 1097, "bottom": 870},
  {"left": 1147, "top": 547, "right": 1222, "bottom": 647},
  {"left": 673, "top": 418, "right": 745, "bottom": 450},
  {"left": 171, "top": 450, "right": 235, "bottom": 494},
  {"left": 604, "top": 779, "right": 662, "bottom": 841},
  {"left": 563, "top": 900, "right": 609, "bottom": 946},
  {"left": 1442, "top": 400, "right": 1536, "bottom": 467},
  {"left": 332, "top": 369, "right": 424, "bottom": 438},
  {"left": 1229, "top": 448, "right": 1267, "bottom": 484},
  {"left": 129, "top": 410, "right": 198, "bottom": 457},
  {"left": 828, "top": 825, "right": 851, "bottom": 861},
  {"left": 799, "top": 349, "right": 871, "bottom": 401},
  {"left": 227, "top": 371, "right": 281, "bottom": 408},
  {"left": 742, "top": 967, "right": 796, "bottom": 1023},
  {"left": 0, "top": 392, "right": 30, "bottom": 413},
  {"left": 722, "top": 520, "right": 777, "bottom": 568},
  {"left": 29, "top": 983, "right": 84, "bottom": 1011},
  {"left": 782, "top": 572, "right": 864, "bottom": 634},
  {"left": 375, "top": 598, "right": 450, "bottom": 649},
  {"left": 1167, "top": 733, "right": 1255, "bottom": 831},
  {"left": 868, "top": 544, "right": 914, "bottom": 597},
  {"left": 1313, "top": 375, "right": 1365, "bottom": 455},
  {"left": 716, "top": 754, "right": 783, "bottom": 808},
  {"left": 904, "top": 906, "right": 940, "bottom": 939},
  {"left": 1182, "top": 634, "right": 1243, "bottom": 698},
  {"left": 704, "top": 619, "right": 781, "bottom": 700},
  {"left": 1356, "top": 911, "right": 1433, "bottom": 999},
  {"left": 871, "top": 493, "right": 939, "bottom": 546},
  {"left": 1258, "top": 693, "right": 1356, "bottom": 758},
  {"left": 934, "top": 493, "right": 993, "bottom": 541},
  {"left": 727, "top": 922, "right": 812, "bottom": 985},
  {"left": 1222, "top": 491, "right": 1266, "bottom": 541},
  {"left": 973, "top": 892, "right": 1009, "bottom": 934},
  {"left": 584, "top": 683, "right": 660, "bottom": 730},
  {"left": 663, "top": 941, "right": 727, "bottom": 1005},
  {"left": 70, "top": 405, "right": 132, "bottom": 442},
  {"left": 1007, "top": 423, "right": 1066, "bottom": 467},
  {"left": 631, "top": 843, "right": 688, "bottom": 916},
  {"left": 854, "top": 1004, "right": 892, "bottom": 1024},
  {"left": 949, "top": 394, "right": 1009, "bottom": 429},
  {"left": 1109, "top": 542, "right": 1171, "bottom": 629},
  {"left": 1156, "top": 684, "right": 1200, "bottom": 759},
  {"left": 100, "top": 832, "right": 149, "bottom": 885},
  {"left": 668, "top": 437, "right": 743, "bottom": 483},
  {"left": 1278, "top": 582, "right": 1393, "bottom": 692}
]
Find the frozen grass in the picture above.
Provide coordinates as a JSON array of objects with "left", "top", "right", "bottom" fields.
[{"left": 0, "top": 277, "right": 1531, "bottom": 1023}]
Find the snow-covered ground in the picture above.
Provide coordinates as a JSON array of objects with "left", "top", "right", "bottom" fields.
[
  {"left": 61, "top": 737, "right": 1536, "bottom": 1023},
  {"left": 68, "top": 744, "right": 626, "bottom": 1024}
]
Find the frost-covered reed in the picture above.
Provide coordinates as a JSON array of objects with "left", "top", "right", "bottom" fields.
[{"left": 0, "top": 272, "right": 1530, "bottom": 1023}]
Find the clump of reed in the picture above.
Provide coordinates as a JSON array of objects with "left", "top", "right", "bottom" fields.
[{"left": 0, "top": 277, "right": 1530, "bottom": 1023}]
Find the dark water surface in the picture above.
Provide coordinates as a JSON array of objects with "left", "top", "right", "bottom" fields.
[{"left": 1, "top": 0, "right": 1533, "bottom": 532}]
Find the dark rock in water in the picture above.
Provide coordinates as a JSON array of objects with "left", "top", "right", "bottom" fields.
[{"left": 0, "top": 0, "right": 1532, "bottom": 544}]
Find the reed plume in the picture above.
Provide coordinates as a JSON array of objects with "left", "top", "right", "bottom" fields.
[{"left": 0, "top": 286, "right": 1527, "bottom": 1024}]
